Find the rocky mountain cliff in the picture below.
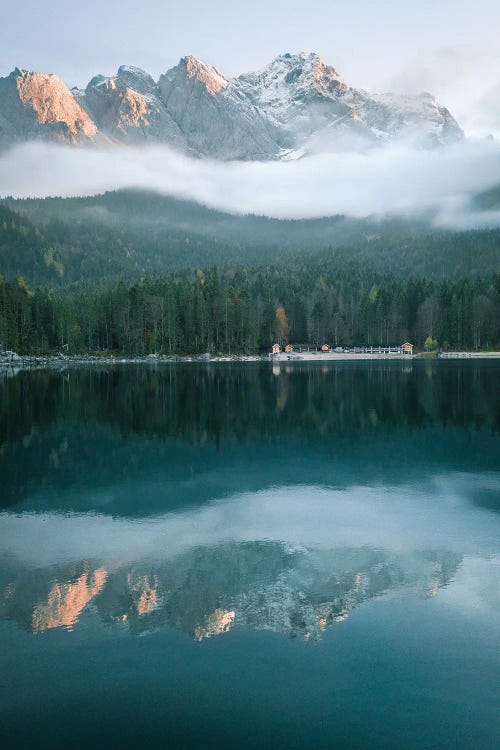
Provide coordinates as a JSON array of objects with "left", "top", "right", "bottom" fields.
[
  {"left": 0, "top": 53, "right": 463, "bottom": 158},
  {"left": 0, "top": 68, "right": 98, "bottom": 145}
]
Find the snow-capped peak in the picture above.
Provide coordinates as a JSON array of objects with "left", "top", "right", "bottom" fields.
[
  {"left": 179, "top": 55, "right": 228, "bottom": 95},
  {"left": 236, "top": 52, "right": 349, "bottom": 129},
  {"left": 85, "top": 66, "right": 157, "bottom": 98},
  {"left": 254, "top": 51, "right": 345, "bottom": 87},
  {"left": 233, "top": 53, "right": 347, "bottom": 142},
  {"left": 116, "top": 65, "right": 157, "bottom": 95}
]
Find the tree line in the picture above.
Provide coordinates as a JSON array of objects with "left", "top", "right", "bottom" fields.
[{"left": 1, "top": 263, "right": 498, "bottom": 355}]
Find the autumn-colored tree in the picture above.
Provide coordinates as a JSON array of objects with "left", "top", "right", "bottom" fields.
[{"left": 275, "top": 305, "right": 289, "bottom": 345}]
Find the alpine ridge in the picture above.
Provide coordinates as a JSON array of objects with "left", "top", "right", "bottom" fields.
[{"left": 0, "top": 53, "right": 464, "bottom": 158}]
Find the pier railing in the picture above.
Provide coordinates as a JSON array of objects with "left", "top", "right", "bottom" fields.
[{"left": 287, "top": 346, "right": 412, "bottom": 356}]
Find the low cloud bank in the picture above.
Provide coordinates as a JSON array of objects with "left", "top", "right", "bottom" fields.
[{"left": 1, "top": 139, "right": 500, "bottom": 226}]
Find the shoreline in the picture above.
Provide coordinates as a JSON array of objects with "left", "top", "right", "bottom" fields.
[
  {"left": 1, "top": 350, "right": 499, "bottom": 373},
  {"left": 277, "top": 351, "right": 500, "bottom": 361}
]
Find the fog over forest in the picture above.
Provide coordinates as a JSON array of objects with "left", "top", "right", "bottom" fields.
[{"left": 1, "top": 139, "right": 500, "bottom": 228}]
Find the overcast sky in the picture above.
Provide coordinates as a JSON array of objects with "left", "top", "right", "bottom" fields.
[
  {"left": 1, "top": 1, "right": 499, "bottom": 134},
  {"left": 1, "top": 3, "right": 498, "bottom": 85}
]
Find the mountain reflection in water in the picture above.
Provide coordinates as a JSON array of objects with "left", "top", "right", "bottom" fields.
[
  {"left": 0, "top": 361, "right": 499, "bottom": 643},
  {"left": 0, "top": 544, "right": 462, "bottom": 639},
  {"left": 1, "top": 478, "right": 498, "bottom": 639},
  {"left": 1, "top": 361, "right": 499, "bottom": 750}
]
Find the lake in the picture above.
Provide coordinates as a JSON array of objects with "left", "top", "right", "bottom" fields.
[{"left": 0, "top": 360, "right": 499, "bottom": 749}]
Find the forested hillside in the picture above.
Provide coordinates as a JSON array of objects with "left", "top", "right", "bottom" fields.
[
  {"left": 1, "top": 190, "right": 498, "bottom": 355},
  {"left": 3, "top": 191, "right": 500, "bottom": 287},
  {"left": 0, "top": 205, "right": 63, "bottom": 284}
]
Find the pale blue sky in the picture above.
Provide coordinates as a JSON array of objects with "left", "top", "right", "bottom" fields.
[
  {"left": 0, "top": 1, "right": 497, "bottom": 84},
  {"left": 2, "top": 0, "right": 499, "bottom": 131}
]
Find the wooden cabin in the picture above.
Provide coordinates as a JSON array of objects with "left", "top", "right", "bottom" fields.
[
  {"left": 321, "top": 344, "right": 330, "bottom": 352},
  {"left": 272, "top": 343, "right": 281, "bottom": 355},
  {"left": 402, "top": 342, "right": 413, "bottom": 356},
  {"left": 284, "top": 344, "right": 293, "bottom": 353}
]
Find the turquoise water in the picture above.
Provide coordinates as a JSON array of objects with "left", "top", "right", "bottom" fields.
[{"left": 0, "top": 361, "right": 499, "bottom": 749}]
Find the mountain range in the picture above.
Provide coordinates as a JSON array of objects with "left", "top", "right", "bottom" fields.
[{"left": 0, "top": 53, "right": 463, "bottom": 159}]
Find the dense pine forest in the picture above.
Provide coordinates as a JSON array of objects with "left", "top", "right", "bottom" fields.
[
  {"left": 1, "top": 266, "right": 498, "bottom": 354},
  {"left": 1, "top": 191, "right": 499, "bottom": 354}
]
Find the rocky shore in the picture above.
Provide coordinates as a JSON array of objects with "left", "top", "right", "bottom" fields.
[
  {"left": 1, "top": 350, "right": 499, "bottom": 374},
  {"left": 0, "top": 351, "right": 265, "bottom": 372}
]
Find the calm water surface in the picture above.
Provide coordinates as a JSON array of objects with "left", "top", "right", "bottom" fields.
[{"left": 0, "top": 361, "right": 499, "bottom": 749}]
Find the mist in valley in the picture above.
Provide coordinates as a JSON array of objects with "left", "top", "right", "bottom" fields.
[{"left": 1, "top": 137, "right": 500, "bottom": 229}]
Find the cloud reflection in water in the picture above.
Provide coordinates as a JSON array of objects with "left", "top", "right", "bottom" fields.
[{"left": 1, "top": 477, "right": 499, "bottom": 639}]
